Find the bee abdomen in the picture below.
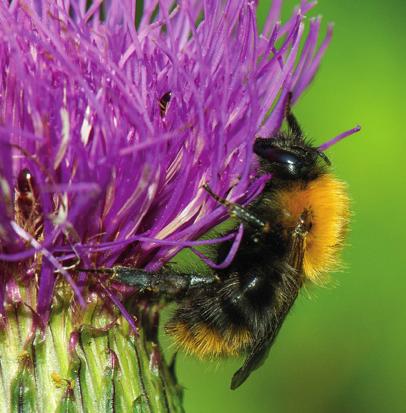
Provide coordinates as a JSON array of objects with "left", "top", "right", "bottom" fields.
[
  {"left": 165, "top": 273, "right": 277, "bottom": 358},
  {"left": 166, "top": 319, "right": 253, "bottom": 358}
]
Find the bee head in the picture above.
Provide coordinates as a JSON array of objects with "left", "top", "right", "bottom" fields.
[{"left": 253, "top": 136, "right": 330, "bottom": 180}]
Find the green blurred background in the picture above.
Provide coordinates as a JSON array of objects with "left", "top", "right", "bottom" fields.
[{"left": 165, "top": 1, "right": 406, "bottom": 412}]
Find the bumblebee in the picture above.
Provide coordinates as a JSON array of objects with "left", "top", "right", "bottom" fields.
[{"left": 88, "top": 94, "right": 350, "bottom": 389}]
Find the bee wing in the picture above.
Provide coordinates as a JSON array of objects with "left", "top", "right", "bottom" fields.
[
  {"left": 231, "top": 217, "right": 308, "bottom": 390},
  {"left": 230, "top": 282, "right": 299, "bottom": 390},
  {"left": 230, "top": 335, "right": 273, "bottom": 390}
]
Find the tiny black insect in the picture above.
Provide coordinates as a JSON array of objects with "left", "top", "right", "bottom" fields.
[
  {"left": 159, "top": 91, "right": 172, "bottom": 117},
  {"left": 84, "top": 93, "right": 349, "bottom": 389},
  {"left": 15, "top": 168, "right": 43, "bottom": 238}
]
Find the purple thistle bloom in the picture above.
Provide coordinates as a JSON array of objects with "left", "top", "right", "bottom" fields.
[{"left": 0, "top": 0, "right": 347, "bottom": 329}]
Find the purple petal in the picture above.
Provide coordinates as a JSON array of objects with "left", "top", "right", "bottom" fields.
[
  {"left": 0, "top": 1, "right": 342, "bottom": 324},
  {"left": 319, "top": 125, "right": 362, "bottom": 152}
]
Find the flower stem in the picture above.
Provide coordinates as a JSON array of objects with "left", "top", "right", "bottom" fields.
[{"left": 0, "top": 284, "right": 184, "bottom": 413}]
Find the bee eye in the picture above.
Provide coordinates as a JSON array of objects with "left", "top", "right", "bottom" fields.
[
  {"left": 253, "top": 137, "right": 329, "bottom": 180},
  {"left": 259, "top": 148, "right": 299, "bottom": 166},
  {"left": 253, "top": 142, "right": 301, "bottom": 176}
]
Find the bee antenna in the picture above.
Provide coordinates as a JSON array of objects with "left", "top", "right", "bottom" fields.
[
  {"left": 317, "top": 150, "right": 331, "bottom": 166},
  {"left": 284, "top": 92, "right": 302, "bottom": 137}
]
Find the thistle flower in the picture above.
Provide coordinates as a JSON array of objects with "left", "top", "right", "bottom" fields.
[{"left": 0, "top": 1, "right": 354, "bottom": 411}]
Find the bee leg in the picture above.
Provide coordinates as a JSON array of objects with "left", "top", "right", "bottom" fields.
[
  {"left": 288, "top": 209, "right": 312, "bottom": 272},
  {"left": 86, "top": 266, "right": 219, "bottom": 299},
  {"left": 203, "top": 184, "right": 267, "bottom": 231},
  {"left": 285, "top": 92, "right": 302, "bottom": 138}
]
